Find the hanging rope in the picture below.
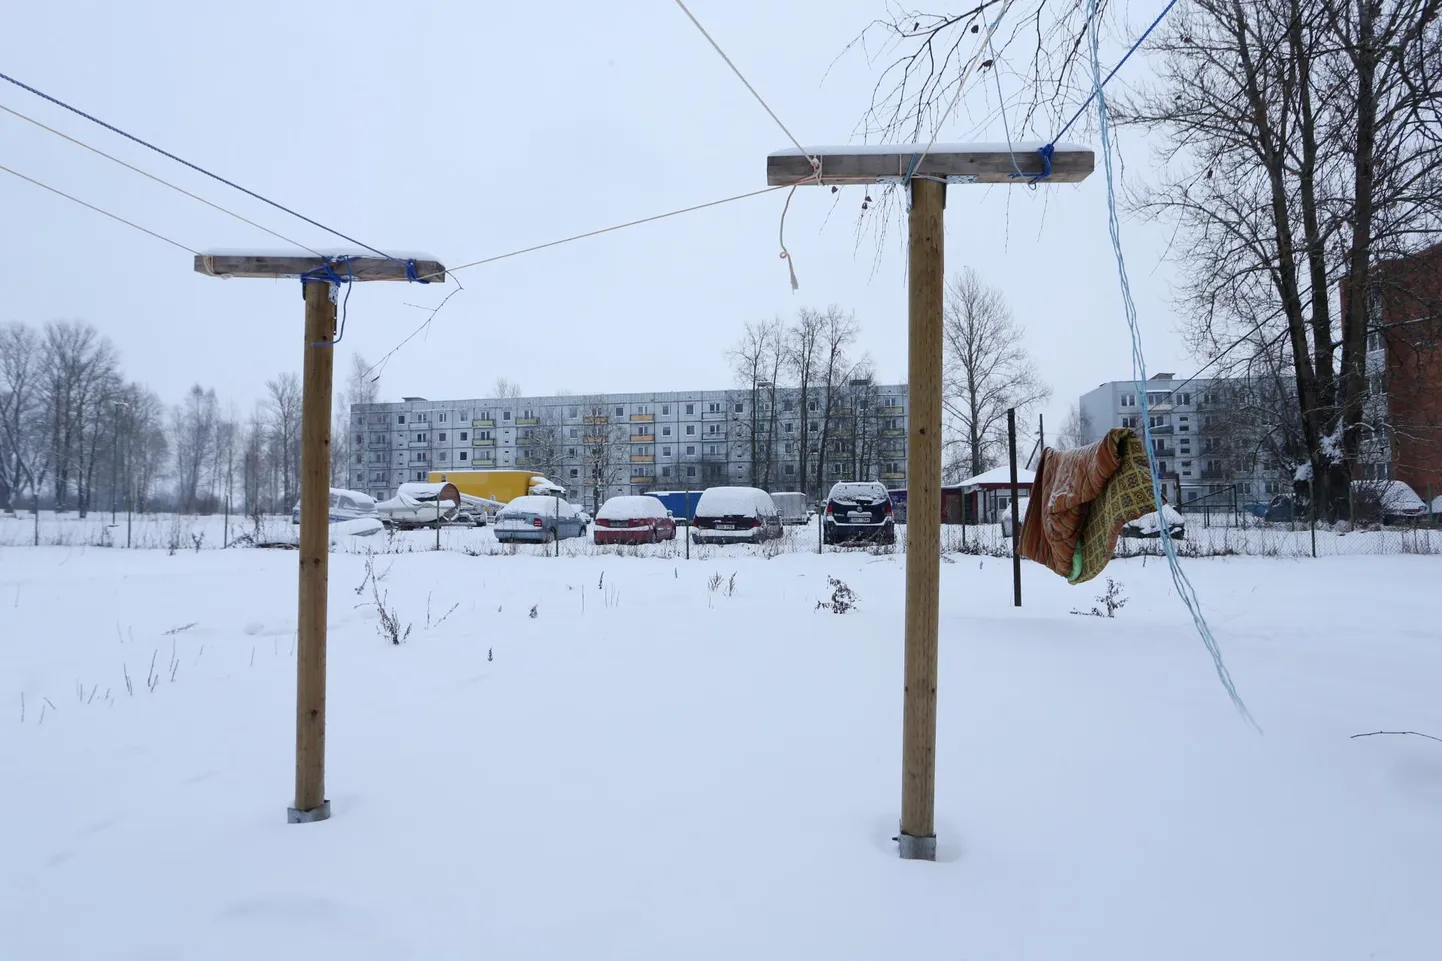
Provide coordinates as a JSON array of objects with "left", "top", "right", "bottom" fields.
[{"left": 1082, "top": 0, "right": 1256, "bottom": 727}]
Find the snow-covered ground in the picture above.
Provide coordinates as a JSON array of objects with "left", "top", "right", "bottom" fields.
[{"left": 2, "top": 543, "right": 1440, "bottom": 959}]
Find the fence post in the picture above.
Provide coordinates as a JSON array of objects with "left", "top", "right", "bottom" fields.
[{"left": 1309, "top": 476, "right": 1317, "bottom": 558}]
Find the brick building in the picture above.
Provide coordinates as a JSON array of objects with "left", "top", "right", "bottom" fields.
[{"left": 1372, "top": 243, "right": 1442, "bottom": 499}]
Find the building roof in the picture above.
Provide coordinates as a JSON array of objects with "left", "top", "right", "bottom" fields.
[{"left": 956, "top": 466, "right": 1036, "bottom": 488}]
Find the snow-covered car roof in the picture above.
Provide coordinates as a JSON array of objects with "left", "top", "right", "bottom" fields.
[
  {"left": 597, "top": 495, "right": 669, "bottom": 521},
  {"left": 1353, "top": 480, "right": 1426, "bottom": 513},
  {"left": 694, "top": 487, "right": 775, "bottom": 517},
  {"left": 501, "top": 495, "right": 576, "bottom": 516}
]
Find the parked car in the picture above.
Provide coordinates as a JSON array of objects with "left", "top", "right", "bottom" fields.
[
  {"left": 1122, "top": 504, "right": 1186, "bottom": 539},
  {"left": 999, "top": 495, "right": 1030, "bottom": 538},
  {"left": 376, "top": 482, "right": 462, "bottom": 529},
  {"left": 593, "top": 495, "right": 677, "bottom": 545},
  {"left": 291, "top": 488, "right": 379, "bottom": 525},
  {"left": 823, "top": 481, "right": 896, "bottom": 545},
  {"left": 494, "top": 495, "right": 588, "bottom": 544},
  {"left": 1353, "top": 480, "right": 1428, "bottom": 524},
  {"left": 769, "top": 491, "right": 810, "bottom": 525},
  {"left": 690, "top": 487, "right": 783, "bottom": 544}
]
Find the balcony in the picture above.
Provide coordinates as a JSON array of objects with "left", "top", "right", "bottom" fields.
[
  {"left": 630, "top": 434, "right": 656, "bottom": 444},
  {"left": 630, "top": 454, "right": 654, "bottom": 464},
  {"left": 629, "top": 413, "right": 654, "bottom": 423},
  {"left": 471, "top": 437, "right": 495, "bottom": 446},
  {"left": 584, "top": 435, "right": 609, "bottom": 445},
  {"left": 882, "top": 472, "right": 906, "bottom": 481},
  {"left": 880, "top": 406, "right": 906, "bottom": 415},
  {"left": 880, "top": 428, "right": 906, "bottom": 438},
  {"left": 630, "top": 475, "right": 655, "bottom": 485},
  {"left": 584, "top": 415, "right": 609, "bottom": 425},
  {"left": 1200, "top": 469, "right": 1227, "bottom": 480},
  {"left": 1148, "top": 424, "right": 1173, "bottom": 435},
  {"left": 516, "top": 418, "right": 539, "bottom": 427},
  {"left": 471, "top": 419, "right": 494, "bottom": 428}
]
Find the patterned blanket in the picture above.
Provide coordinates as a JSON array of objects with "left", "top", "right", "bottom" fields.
[{"left": 1017, "top": 428, "right": 1156, "bottom": 584}]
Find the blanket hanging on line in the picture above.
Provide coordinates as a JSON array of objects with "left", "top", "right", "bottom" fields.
[{"left": 1017, "top": 427, "right": 1156, "bottom": 585}]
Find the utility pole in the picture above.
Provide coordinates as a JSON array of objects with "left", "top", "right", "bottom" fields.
[
  {"left": 111, "top": 400, "right": 129, "bottom": 523},
  {"left": 194, "top": 253, "right": 445, "bottom": 824},
  {"left": 1008, "top": 408, "right": 1022, "bottom": 608},
  {"left": 767, "top": 144, "right": 1092, "bottom": 860}
]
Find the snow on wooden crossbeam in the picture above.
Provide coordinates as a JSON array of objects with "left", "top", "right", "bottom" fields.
[
  {"left": 766, "top": 142, "right": 1094, "bottom": 186},
  {"left": 193, "top": 254, "right": 446, "bottom": 282}
]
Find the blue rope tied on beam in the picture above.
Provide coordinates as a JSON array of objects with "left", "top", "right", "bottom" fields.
[
  {"left": 302, "top": 257, "right": 355, "bottom": 347},
  {"left": 404, "top": 258, "right": 431, "bottom": 284},
  {"left": 1018, "top": 0, "right": 1181, "bottom": 183}
]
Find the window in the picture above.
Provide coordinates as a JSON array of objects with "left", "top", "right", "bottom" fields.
[
  {"left": 397, "top": 414, "right": 406, "bottom": 424},
  {"left": 1179, "top": 393, "right": 1191, "bottom": 406},
  {"left": 831, "top": 464, "right": 841, "bottom": 475},
  {"left": 1120, "top": 393, "right": 1136, "bottom": 407},
  {"left": 569, "top": 406, "right": 579, "bottom": 418},
  {"left": 459, "top": 431, "right": 468, "bottom": 441},
  {"left": 569, "top": 428, "right": 579, "bottom": 438},
  {"left": 784, "top": 464, "right": 795, "bottom": 476},
  {"left": 685, "top": 445, "right": 696, "bottom": 455},
  {"left": 685, "top": 425, "right": 695, "bottom": 435},
  {"left": 1265, "top": 480, "right": 1281, "bottom": 495},
  {"left": 783, "top": 399, "right": 795, "bottom": 412},
  {"left": 503, "top": 411, "right": 512, "bottom": 421},
  {"left": 1368, "top": 330, "right": 1385, "bottom": 353},
  {"left": 438, "top": 413, "right": 447, "bottom": 423},
  {"left": 416, "top": 432, "right": 427, "bottom": 442},
  {"left": 616, "top": 406, "right": 625, "bottom": 417},
  {"left": 662, "top": 426, "right": 672, "bottom": 436},
  {"left": 685, "top": 404, "right": 695, "bottom": 415},
  {"left": 784, "top": 422, "right": 794, "bottom": 433},
  {"left": 415, "top": 471, "right": 426, "bottom": 481},
  {"left": 370, "top": 433, "right": 384, "bottom": 443},
  {"left": 438, "top": 432, "right": 447, "bottom": 442},
  {"left": 477, "top": 430, "right": 492, "bottom": 441},
  {"left": 567, "top": 448, "right": 578, "bottom": 458},
  {"left": 808, "top": 421, "right": 818, "bottom": 433},
  {"left": 784, "top": 442, "right": 794, "bottom": 454},
  {"left": 662, "top": 446, "right": 672, "bottom": 456},
  {"left": 686, "top": 466, "right": 696, "bottom": 477},
  {"left": 734, "top": 402, "right": 743, "bottom": 413},
  {"left": 415, "top": 413, "right": 428, "bottom": 423},
  {"left": 707, "top": 424, "right": 721, "bottom": 435},
  {"left": 413, "top": 451, "right": 428, "bottom": 462},
  {"left": 438, "top": 451, "right": 447, "bottom": 462},
  {"left": 570, "top": 468, "right": 580, "bottom": 479},
  {"left": 520, "top": 448, "right": 531, "bottom": 459},
  {"left": 661, "top": 405, "right": 670, "bottom": 416},
  {"left": 459, "top": 411, "right": 469, "bottom": 422},
  {"left": 808, "top": 400, "right": 818, "bottom": 412},
  {"left": 662, "top": 466, "right": 672, "bottom": 477},
  {"left": 1121, "top": 415, "right": 1139, "bottom": 429},
  {"left": 459, "top": 451, "right": 468, "bottom": 461},
  {"left": 709, "top": 402, "right": 721, "bottom": 414}
]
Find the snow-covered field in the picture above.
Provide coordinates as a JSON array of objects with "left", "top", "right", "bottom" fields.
[{"left": 2, "top": 540, "right": 1441, "bottom": 960}]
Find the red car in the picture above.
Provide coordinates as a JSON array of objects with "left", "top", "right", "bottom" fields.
[{"left": 593, "top": 495, "right": 677, "bottom": 545}]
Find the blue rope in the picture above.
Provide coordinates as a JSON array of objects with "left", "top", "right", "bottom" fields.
[
  {"left": 303, "top": 258, "right": 355, "bottom": 347},
  {"left": 1082, "top": 0, "right": 1256, "bottom": 728},
  {"left": 0, "top": 69, "right": 406, "bottom": 266},
  {"left": 1019, "top": 0, "right": 1181, "bottom": 183}
]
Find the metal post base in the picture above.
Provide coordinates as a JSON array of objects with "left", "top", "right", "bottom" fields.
[
  {"left": 287, "top": 799, "right": 331, "bottom": 824},
  {"left": 898, "top": 831, "right": 937, "bottom": 861}
]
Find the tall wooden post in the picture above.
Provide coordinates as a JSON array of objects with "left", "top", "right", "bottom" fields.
[
  {"left": 900, "top": 177, "right": 945, "bottom": 859},
  {"left": 1008, "top": 408, "right": 1022, "bottom": 608},
  {"left": 765, "top": 144, "right": 1092, "bottom": 861},
  {"left": 293, "top": 276, "right": 337, "bottom": 822},
  {"left": 193, "top": 253, "right": 445, "bottom": 823}
]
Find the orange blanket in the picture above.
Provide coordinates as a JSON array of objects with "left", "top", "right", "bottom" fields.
[{"left": 1018, "top": 428, "right": 1155, "bottom": 583}]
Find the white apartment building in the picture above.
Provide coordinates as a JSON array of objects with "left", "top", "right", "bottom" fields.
[{"left": 349, "top": 383, "right": 909, "bottom": 509}]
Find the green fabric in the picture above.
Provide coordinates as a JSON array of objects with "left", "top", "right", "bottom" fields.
[{"left": 1069, "top": 432, "right": 1158, "bottom": 585}]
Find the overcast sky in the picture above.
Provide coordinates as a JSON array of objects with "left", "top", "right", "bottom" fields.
[{"left": 1, "top": 0, "right": 1192, "bottom": 434}]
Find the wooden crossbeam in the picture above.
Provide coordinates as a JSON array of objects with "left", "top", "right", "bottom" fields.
[
  {"left": 193, "top": 254, "right": 446, "bottom": 282},
  {"left": 766, "top": 143, "right": 1094, "bottom": 186}
]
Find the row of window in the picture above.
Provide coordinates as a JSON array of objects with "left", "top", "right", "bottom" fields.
[{"left": 377, "top": 397, "right": 907, "bottom": 427}]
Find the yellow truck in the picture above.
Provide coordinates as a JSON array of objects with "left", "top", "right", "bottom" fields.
[{"left": 427, "top": 469, "right": 564, "bottom": 506}]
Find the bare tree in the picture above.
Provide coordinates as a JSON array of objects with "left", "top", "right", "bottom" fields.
[
  {"left": 38, "top": 322, "right": 120, "bottom": 514},
  {"left": 811, "top": 307, "right": 861, "bottom": 496},
  {"left": 173, "top": 384, "right": 219, "bottom": 513},
  {"left": 1056, "top": 402, "right": 1094, "bottom": 449},
  {"left": 785, "top": 309, "right": 823, "bottom": 491},
  {"left": 517, "top": 409, "right": 566, "bottom": 483},
  {"left": 729, "top": 319, "right": 784, "bottom": 489},
  {"left": 0, "top": 323, "right": 44, "bottom": 513},
  {"left": 941, "top": 269, "right": 1051, "bottom": 480},
  {"left": 1121, "top": 0, "right": 1442, "bottom": 517},
  {"left": 264, "top": 374, "right": 302, "bottom": 509},
  {"left": 493, "top": 377, "right": 522, "bottom": 400},
  {"left": 579, "top": 397, "right": 629, "bottom": 513},
  {"left": 122, "top": 386, "right": 169, "bottom": 513}
]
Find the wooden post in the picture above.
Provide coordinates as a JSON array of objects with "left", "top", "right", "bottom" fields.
[
  {"left": 1008, "top": 408, "right": 1022, "bottom": 608},
  {"left": 764, "top": 143, "right": 1092, "bottom": 862},
  {"left": 193, "top": 253, "right": 444, "bottom": 824},
  {"left": 293, "top": 276, "right": 336, "bottom": 822},
  {"left": 899, "top": 176, "right": 945, "bottom": 860}
]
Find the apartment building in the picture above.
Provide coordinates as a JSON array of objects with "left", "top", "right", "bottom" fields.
[
  {"left": 1078, "top": 374, "right": 1291, "bottom": 507},
  {"left": 349, "top": 383, "right": 909, "bottom": 509}
]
